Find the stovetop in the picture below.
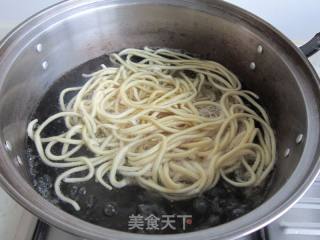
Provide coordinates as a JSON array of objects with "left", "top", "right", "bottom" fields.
[{"left": 1, "top": 1, "right": 320, "bottom": 240}]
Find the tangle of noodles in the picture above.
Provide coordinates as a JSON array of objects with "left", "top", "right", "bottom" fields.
[{"left": 27, "top": 47, "right": 276, "bottom": 211}]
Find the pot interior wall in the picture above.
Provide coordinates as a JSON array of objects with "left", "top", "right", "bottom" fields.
[{"left": 0, "top": 1, "right": 308, "bottom": 220}]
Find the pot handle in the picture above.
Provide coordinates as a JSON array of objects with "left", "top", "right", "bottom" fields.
[{"left": 300, "top": 32, "right": 320, "bottom": 57}]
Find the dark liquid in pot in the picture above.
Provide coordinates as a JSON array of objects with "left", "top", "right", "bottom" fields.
[{"left": 25, "top": 54, "right": 273, "bottom": 233}]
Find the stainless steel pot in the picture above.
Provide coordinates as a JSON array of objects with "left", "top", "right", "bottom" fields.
[{"left": 0, "top": 0, "right": 320, "bottom": 239}]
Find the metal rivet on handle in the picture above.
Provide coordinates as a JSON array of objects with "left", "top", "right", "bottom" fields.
[
  {"left": 257, "top": 45, "right": 263, "bottom": 54},
  {"left": 249, "top": 62, "right": 256, "bottom": 70},
  {"left": 42, "top": 61, "right": 48, "bottom": 70},
  {"left": 284, "top": 148, "right": 290, "bottom": 158},
  {"left": 5, "top": 141, "right": 12, "bottom": 151},
  {"left": 36, "top": 43, "right": 42, "bottom": 53},
  {"left": 296, "top": 134, "right": 303, "bottom": 144}
]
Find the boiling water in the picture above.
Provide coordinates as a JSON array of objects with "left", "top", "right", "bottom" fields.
[{"left": 25, "top": 54, "right": 272, "bottom": 233}]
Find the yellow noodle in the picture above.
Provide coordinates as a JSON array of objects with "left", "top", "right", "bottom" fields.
[{"left": 27, "top": 47, "right": 276, "bottom": 210}]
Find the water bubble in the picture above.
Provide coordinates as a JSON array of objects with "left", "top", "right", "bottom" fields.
[
  {"left": 137, "top": 203, "right": 165, "bottom": 218},
  {"left": 206, "top": 186, "right": 225, "bottom": 198},
  {"left": 79, "top": 186, "right": 87, "bottom": 195},
  {"left": 43, "top": 174, "right": 53, "bottom": 188},
  {"left": 104, "top": 203, "right": 118, "bottom": 217},
  {"left": 230, "top": 204, "right": 247, "bottom": 218},
  {"left": 28, "top": 156, "right": 40, "bottom": 177},
  {"left": 138, "top": 204, "right": 153, "bottom": 217},
  {"left": 55, "top": 118, "right": 64, "bottom": 124},
  {"left": 193, "top": 197, "right": 208, "bottom": 214},
  {"left": 50, "top": 198, "right": 60, "bottom": 205},
  {"left": 37, "top": 177, "right": 44, "bottom": 185},
  {"left": 224, "top": 197, "right": 239, "bottom": 210},
  {"left": 137, "top": 194, "right": 145, "bottom": 202},
  {"left": 30, "top": 168, "right": 39, "bottom": 176},
  {"left": 41, "top": 189, "right": 50, "bottom": 198},
  {"left": 35, "top": 176, "right": 51, "bottom": 199},
  {"left": 28, "top": 156, "right": 35, "bottom": 165},
  {"left": 32, "top": 179, "right": 38, "bottom": 187},
  {"left": 26, "top": 147, "right": 33, "bottom": 154},
  {"left": 206, "top": 215, "right": 220, "bottom": 226},
  {"left": 33, "top": 160, "right": 40, "bottom": 167},
  {"left": 209, "top": 197, "right": 222, "bottom": 214},
  {"left": 37, "top": 175, "right": 52, "bottom": 189},
  {"left": 85, "top": 195, "right": 95, "bottom": 208},
  {"left": 70, "top": 185, "right": 78, "bottom": 198}
]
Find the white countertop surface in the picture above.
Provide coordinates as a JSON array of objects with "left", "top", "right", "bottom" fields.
[{"left": 0, "top": 1, "right": 319, "bottom": 240}]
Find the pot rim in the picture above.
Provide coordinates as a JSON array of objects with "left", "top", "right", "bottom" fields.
[{"left": 0, "top": 1, "right": 320, "bottom": 240}]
